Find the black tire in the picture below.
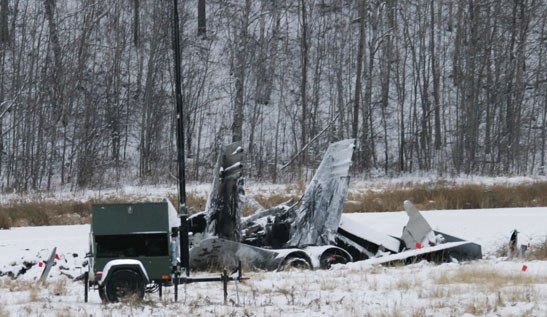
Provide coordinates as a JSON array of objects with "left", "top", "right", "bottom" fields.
[
  {"left": 98, "top": 285, "right": 106, "bottom": 302},
  {"left": 104, "top": 269, "right": 145, "bottom": 303}
]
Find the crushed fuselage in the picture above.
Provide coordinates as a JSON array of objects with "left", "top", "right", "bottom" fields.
[{"left": 189, "top": 139, "right": 481, "bottom": 271}]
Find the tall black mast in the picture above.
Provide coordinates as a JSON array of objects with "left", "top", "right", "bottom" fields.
[{"left": 172, "top": 0, "right": 190, "bottom": 276}]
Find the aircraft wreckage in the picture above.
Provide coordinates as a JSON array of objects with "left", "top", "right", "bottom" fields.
[{"left": 188, "top": 139, "right": 482, "bottom": 271}]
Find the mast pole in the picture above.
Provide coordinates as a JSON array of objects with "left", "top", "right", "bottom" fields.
[{"left": 172, "top": 0, "right": 190, "bottom": 276}]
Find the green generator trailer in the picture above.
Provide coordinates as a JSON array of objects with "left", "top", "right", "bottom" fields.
[
  {"left": 90, "top": 200, "right": 180, "bottom": 281},
  {"left": 84, "top": 199, "right": 245, "bottom": 303},
  {"left": 87, "top": 199, "right": 181, "bottom": 302}
]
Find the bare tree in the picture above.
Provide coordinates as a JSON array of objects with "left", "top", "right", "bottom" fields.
[
  {"left": 231, "top": 0, "right": 251, "bottom": 143},
  {"left": 133, "top": 0, "right": 140, "bottom": 47},
  {"left": 0, "top": 0, "right": 8, "bottom": 44},
  {"left": 197, "top": 0, "right": 206, "bottom": 38},
  {"left": 0, "top": 1, "right": 546, "bottom": 191},
  {"left": 0, "top": 0, "right": 8, "bottom": 177},
  {"left": 353, "top": 0, "right": 366, "bottom": 170},
  {"left": 299, "top": 0, "right": 309, "bottom": 176}
]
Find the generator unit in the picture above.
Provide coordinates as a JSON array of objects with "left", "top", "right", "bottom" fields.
[{"left": 85, "top": 199, "right": 244, "bottom": 303}]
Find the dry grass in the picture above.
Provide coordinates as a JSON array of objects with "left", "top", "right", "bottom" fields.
[
  {"left": 434, "top": 267, "right": 547, "bottom": 289},
  {"left": 276, "top": 285, "right": 295, "bottom": 304},
  {"left": 2, "top": 181, "right": 547, "bottom": 227},
  {"left": 423, "top": 267, "right": 546, "bottom": 315},
  {"left": 54, "top": 311, "right": 74, "bottom": 317},
  {"left": 0, "top": 210, "right": 11, "bottom": 229},
  {"left": 2, "top": 261, "right": 545, "bottom": 316},
  {"left": 1, "top": 201, "right": 92, "bottom": 227},
  {"left": 241, "top": 204, "right": 258, "bottom": 217},
  {"left": 394, "top": 277, "right": 418, "bottom": 290},
  {"left": 0, "top": 279, "right": 42, "bottom": 304},
  {"left": 462, "top": 286, "right": 536, "bottom": 315},
  {"left": 1, "top": 279, "right": 35, "bottom": 292},
  {"left": 118, "top": 292, "right": 146, "bottom": 306},
  {"left": 0, "top": 192, "right": 206, "bottom": 227},
  {"left": 419, "top": 285, "right": 463, "bottom": 299},
  {"left": 285, "top": 179, "right": 307, "bottom": 196},
  {"left": 28, "top": 286, "right": 40, "bottom": 302},
  {"left": 409, "top": 308, "right": 427, "bottom": 317},
  {"left": 503, "top": 286, "right": 536, "bottom": 303},
  {"left": 429, "top": 267, "right": 545, "bottom": 312},
  {"left": 251, "top": 180, "right": 547, "bottom": 213},
  {"left": 528, "top": 238, "right": 547, "bottom": 260},
  {"left": 254, "top": 193, "right": 300, "bottom": 210},
  {"left": 319, "top": 278, "right": 338, "bottom": 291},
  {"left": 345, "top": 181, "right": 547, "bottom": 212},
  {"left": 0, "top": 301, "right": 7, "bottom": 317},
  {"left": 167, "top": 192, "right": 207, "bottom": 215},
  {"left": 47, "top": 277, "right": 68, "bottom": 296}
]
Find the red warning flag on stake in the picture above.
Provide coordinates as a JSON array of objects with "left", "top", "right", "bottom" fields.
[
  {"left": 55, "top": 254, "right": 61, "bottom": 260},
  {"left": 415, "top": 242, "right": 422, "bottom": 249},
  {"left": 38, "top": 261, "right": 43, "bottom": 267},
  {"left": 522, "top": 264, "right": 528, "bottom": 272}
]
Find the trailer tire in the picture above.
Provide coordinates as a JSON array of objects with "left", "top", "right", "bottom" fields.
[
  {"left": 104, "top": 269, "right": 145, "bottom": 303},
  {"left": 98, "top": 285, "right": 106, "bottom": 302}
]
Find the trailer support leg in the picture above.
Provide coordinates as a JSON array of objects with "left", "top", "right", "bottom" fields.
[
  {"left": 84, "top": 271, "right": 89, "bottom": 303},
  {"left": 159, "top": 281, "right": 163, "bottom": 299},
  {"left": 174, "top": 275, "right": 179, "bottom": 302},
  {"left": 222, "top": 268, "right": 228, "bottom": 304}
]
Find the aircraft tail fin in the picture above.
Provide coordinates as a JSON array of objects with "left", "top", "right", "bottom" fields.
[
  {"left": 205, "top": 142, "right": 244, "bottom": 241},
  {"left": 286, "top": 139, "right": 355, "bottom": 248},
  {"left": 402, "top": 200, "right": 438, "bottom": 249}
]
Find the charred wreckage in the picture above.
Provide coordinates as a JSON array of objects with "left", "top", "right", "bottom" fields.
[
  {"left": 187, "top": 139, "right": 482, "bottom": 272},
  {"left": 10, "top": 139, "right": 482, "bottom": 304}
]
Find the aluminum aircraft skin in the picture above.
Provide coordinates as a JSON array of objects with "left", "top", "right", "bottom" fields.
[{"left": 188, "top": 139, "right": 481, "bottom": 271}]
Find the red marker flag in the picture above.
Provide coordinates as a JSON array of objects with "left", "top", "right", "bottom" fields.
[
  {"left": 415, "top": 242, "right": 422, "bottom": 249},
  {"left": 38, "top": 261, "right": 43, "bottom": 267},
  {"left": 522, "top": 264, "right": 528, "bottom": 272},
  {"left": 55, "top": 254, "right": 61, "bottom": 260}
]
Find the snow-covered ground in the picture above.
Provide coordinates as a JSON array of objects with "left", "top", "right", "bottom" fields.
[{"left": 1, "top": 205, "right": 546, "bottom": 316}]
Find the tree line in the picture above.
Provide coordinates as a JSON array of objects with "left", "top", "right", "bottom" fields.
[{"left": 0, "top": 0, "right": 545, "bottom": 192}]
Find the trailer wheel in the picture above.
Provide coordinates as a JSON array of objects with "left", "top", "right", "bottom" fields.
[
  {"left": 98, "top": 285, "right": 106, "bottom": 302},
  {"left": 104, "top": 269, "right": 145, "bottom": 303}
]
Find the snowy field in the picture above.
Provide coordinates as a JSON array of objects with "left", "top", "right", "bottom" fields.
[{"left": 1, "top": 206, "right": 546, "bottom": 316}]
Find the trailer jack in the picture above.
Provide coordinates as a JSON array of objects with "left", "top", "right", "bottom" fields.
[{"left": 169, "top": 261, "right": 249, "bottom": 303}]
